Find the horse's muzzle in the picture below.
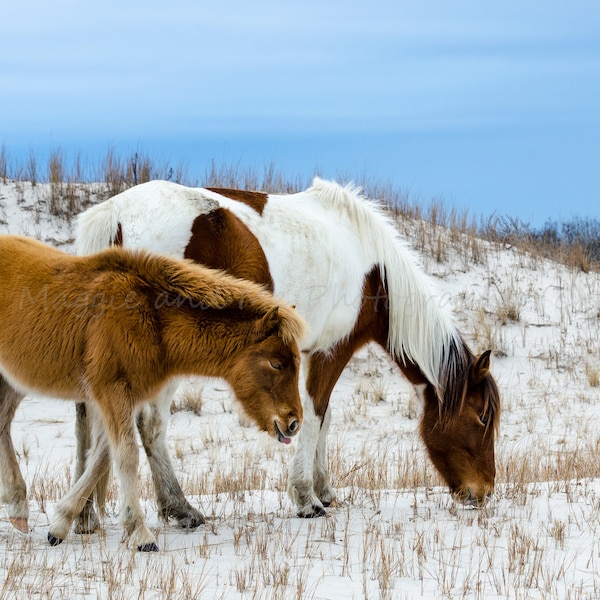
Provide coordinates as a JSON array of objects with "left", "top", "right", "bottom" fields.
[{"left": 452, "top": 488, "right": 493, "bottom": 508}]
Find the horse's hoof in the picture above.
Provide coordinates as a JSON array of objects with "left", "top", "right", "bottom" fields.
[
  {"left": 73, "top": 513, "right": 100, "bottom": 535},
  {"left": 177, "top": 514, "right": 205, "bottom": 531},
  {"left": 10, "top": 517, "right": 29, "bottom": 533},
  {"left": 47, "top": 532, "right": 64, "bottom": 546},
  {"left": 137, "top": 542, "right": 159, "bottom": 552},
  {"left": 73, "top": 523, "right": 98, "bottom": 535},
  {"left": 297, "top": 504, "right": 326, "bottom": 518}
]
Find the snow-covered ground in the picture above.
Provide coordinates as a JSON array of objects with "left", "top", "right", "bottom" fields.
[{"left": 0, "top": 181, "right": 599, "bottom": 599}]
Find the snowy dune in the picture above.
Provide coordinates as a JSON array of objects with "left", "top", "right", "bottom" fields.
[{"left": 0, "top": 180, "right": 599, "bottom": 599}]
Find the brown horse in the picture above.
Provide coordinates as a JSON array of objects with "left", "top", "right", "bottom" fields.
[
  {"left": 75, "top": 178, "right": 501, "bottom": 525},
  {"left": 0, "top": 235, "right": 304, "bottom": 551}
]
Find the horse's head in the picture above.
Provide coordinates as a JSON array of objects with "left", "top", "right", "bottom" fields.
[
  {"left": 228, "top": 306, "right": 304, "bottom": 444},
  {"left": 420, "top": 350, "right": 500, "bottom": 507}
]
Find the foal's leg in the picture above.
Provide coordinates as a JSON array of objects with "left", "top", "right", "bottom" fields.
[
  {"left": 51, "top": 398, "right": 158, "bottom": 552},
  {"left": 101, "top": 397, "right": 159, "bottom": 551},
  {"left": 136, "top": 383, "right": 205, "bottom": 529},
  {"left": 0, "top": 380, "right": 28, "bottom": 532},
  {"left": 48, "top": 411, "right": 111, "bottom": 545}
]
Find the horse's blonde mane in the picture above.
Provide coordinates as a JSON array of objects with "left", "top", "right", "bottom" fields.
[
  {"left": 95, "top": 247, "right": 306, "bottom": 346},
  {"left": 308, "top": 177, "right": 465, "bottom": 396}
]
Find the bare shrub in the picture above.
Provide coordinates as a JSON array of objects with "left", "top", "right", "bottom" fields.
[{"left": 0, "top": 144, "right": 7, "bottom": 183}]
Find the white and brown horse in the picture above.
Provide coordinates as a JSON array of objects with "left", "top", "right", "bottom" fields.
[
  {"left": 0, "top": 235, "right": 304, "bottom": 551},
  {"left": 75, "top": 177, "right": 500, "bottom": 526}
]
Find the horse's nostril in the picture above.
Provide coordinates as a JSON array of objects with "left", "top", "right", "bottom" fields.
[{"left": 289, "top": 419, "right": 299, "bottom": 433}]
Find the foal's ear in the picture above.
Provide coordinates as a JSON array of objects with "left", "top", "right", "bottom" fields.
[
  {"left": 256, "top": 306, "right": 281, "bottom": 338},
  {"left": 470, "top": 350, "right": 491, "bottom": 385}
]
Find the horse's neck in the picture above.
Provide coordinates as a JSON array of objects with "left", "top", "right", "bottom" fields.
[
  {"left": 394, "top": 356, "right": 430, "bottom": 388},
  {"left": 161, "top": 309, "right": 252, "bottom": 378}
]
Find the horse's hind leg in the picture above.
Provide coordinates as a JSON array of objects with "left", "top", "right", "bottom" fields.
[
  {"left": 0, "top": 379, "right": 28, "bottom": 532},
  {"left": 137, "top": 384, "right": 205, "bottom": 529}
]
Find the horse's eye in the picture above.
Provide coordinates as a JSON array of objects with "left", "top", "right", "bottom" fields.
[
  {"left": 479, "top": 413, "right": 489, "bottom": 426},
  {"left": 269, "top": 359, "right": 283, "bottom": 371}
]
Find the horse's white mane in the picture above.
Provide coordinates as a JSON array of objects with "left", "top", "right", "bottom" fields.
[{"left": 308, "top": 177, "right": 464, "bottom": 392}]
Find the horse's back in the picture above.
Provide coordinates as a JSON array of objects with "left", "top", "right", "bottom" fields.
[
  {"left": 0, "top": 235, "right": 73, "bottom": 296},
  {"left": 0, "top": 233, "right": 63, "bottom": 264},
  {"left": 76, "top": 181, "right": 218, "bottom": 257},
  {"left": 217, "top": 189, "right": 375, "bottom": 350},
  {"left": 76, "top": 181, "right": 381, "bottom": 351}
]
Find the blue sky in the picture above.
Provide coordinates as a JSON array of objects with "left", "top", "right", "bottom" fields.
[{"left": 1, "top": 0, "right": 599, "bottom": 226}]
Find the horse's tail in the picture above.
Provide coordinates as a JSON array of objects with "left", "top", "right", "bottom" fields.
[{"left": 75, "top": 197, "right": 121, "bottom": 255}]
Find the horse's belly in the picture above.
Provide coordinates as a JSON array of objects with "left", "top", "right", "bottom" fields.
[
  {"left": 266, "top": 243, "right": 368, "bottom": 351},
  {"left": 0, "top": 319, "right": 83, "bottom": 400},
  {"left": 0, "top": 359, "right": 80, "bottom": 400}
]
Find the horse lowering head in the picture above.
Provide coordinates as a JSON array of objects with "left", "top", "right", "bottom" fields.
[
  {"left": 228, "top": 306, "right": 304, "bottom": 444},
  {"left": 420, "top": 350, "right": 500, "bottom": 507}
]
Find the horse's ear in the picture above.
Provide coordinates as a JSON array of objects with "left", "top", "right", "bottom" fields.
[
  {"left": 471, "top": 350, "right": 491, "bottom": 385},
  {"left": 256, "top": 306, "right": 280, "bottom": 338}
]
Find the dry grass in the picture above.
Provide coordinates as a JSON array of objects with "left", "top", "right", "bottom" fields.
[
  {"left": 1, "top": 147, "right": 598, "bottom": 274},
  {"left": 1, "top": 149, "right": 600, "bottom": 598}
]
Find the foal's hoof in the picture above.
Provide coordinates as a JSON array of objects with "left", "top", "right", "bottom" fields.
[
  {"left": 10, "top": 517, "right": 29, "bottom": 533},
  {"left": 137, "top": 542, "right": 159, "bottom": 552},
  {"left": 297, "top": 504, "right": 326, "bottom": 519},
  {"left": 47, "top": 532, "right": 64, "bottom": 546}
]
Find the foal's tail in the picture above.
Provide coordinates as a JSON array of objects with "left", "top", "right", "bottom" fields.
[{"left": 75, "top": 197, "right": 121, "bottom": 255}]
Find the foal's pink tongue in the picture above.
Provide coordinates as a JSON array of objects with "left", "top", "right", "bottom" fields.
[
  {"left": 10, "top": 517, "right": 29, "bottom": 533},
  {"left": 281, "top": 435, "right": 292, "bottom": 445}
]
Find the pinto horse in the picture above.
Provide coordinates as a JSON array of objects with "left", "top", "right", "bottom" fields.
[
  {"left": 0, "top": 235, "right": 304, "bottom": 551},
  {"left": 75, "top": 177, "right": 500, "bottom": 527}
]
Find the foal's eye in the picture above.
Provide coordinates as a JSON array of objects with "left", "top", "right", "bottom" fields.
[
  {"left": 269, "top": 359, "right": 283, "bottom": 371},
  {"left": 478, "top": 412, "right": 489, "bottom": 426}
]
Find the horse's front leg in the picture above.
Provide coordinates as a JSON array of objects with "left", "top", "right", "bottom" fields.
[
  {"left": 0, "top": 380, "right": 28, "bottom": 532},
  {"left": 137, "top": 383, "right": 205, "bottom": 530},
  {"left": 313, "top": 403, "right": 334, "bottom": 506},
  {"left": 288, "top": 350, "right": 350, "bottom": 517},
  {"left": 287, "top": 387, "right": 326, "bottom": 517},
  {"left": 288, "top": 395, "right": 336, "bottom": 517},
  {"left": 287, "top": 352, "right": 333, "bottom": 517}
]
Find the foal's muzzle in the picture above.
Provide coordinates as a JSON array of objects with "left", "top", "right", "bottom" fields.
[{"left": 274, "top": 419, "right": 301, "bottom": 445}]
